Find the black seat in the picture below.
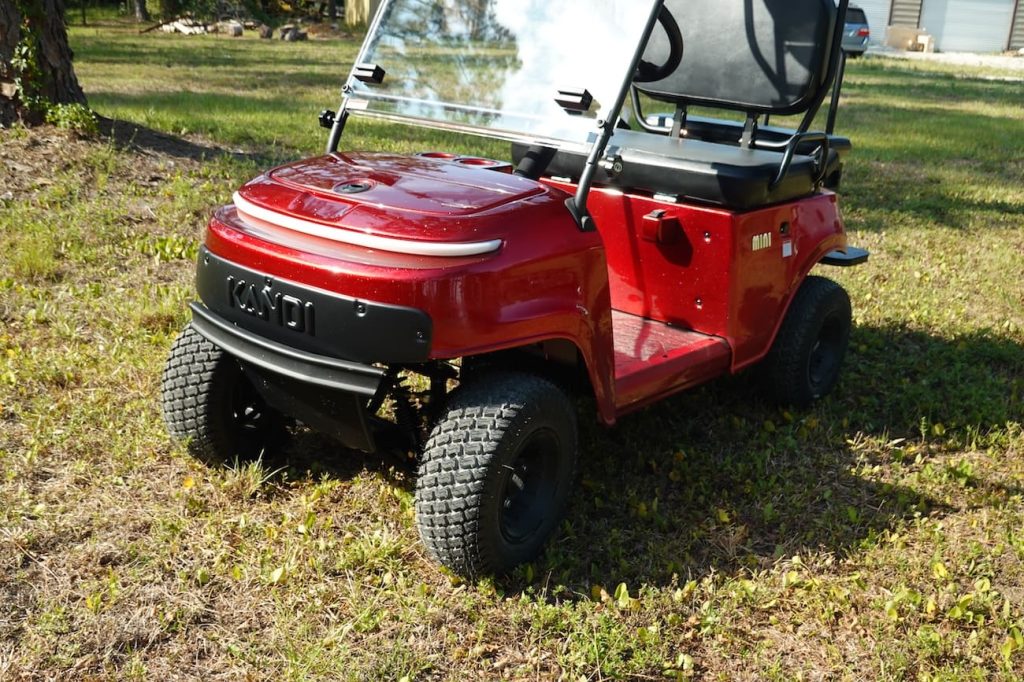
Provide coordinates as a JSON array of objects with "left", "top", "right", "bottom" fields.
[
  {"left": 514, "top": 0, "right": 851, "bottom": 209},
  {"left": 638, "top": 0, "right": 839, "bottom": 117},
  {"left": 645, "top": 114, "right": 852, "bottom": 160},
  {"left": 641, "top": 114, "right": 852, "bottom": 191},
  {"left": 513, "top": 130, "right": 829, "bottom": 210}
]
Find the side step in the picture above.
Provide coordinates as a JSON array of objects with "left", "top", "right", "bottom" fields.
[{"left": 612, "top": 310, "right": 732, "bottom": 416}]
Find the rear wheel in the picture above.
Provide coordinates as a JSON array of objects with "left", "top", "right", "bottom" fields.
[
  {"left": 415, "top": 372, "right": 578, "bottom": 577},
  {"left": 161, "top": 324, "right": 287, "bottom": 465},
  {"left": 761, "top": 276, "right": 852, "bottom": 407}
]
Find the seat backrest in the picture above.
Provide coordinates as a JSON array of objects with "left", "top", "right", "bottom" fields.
[{"left": 637, "top": 0, "right": 839, "bottom": 116}]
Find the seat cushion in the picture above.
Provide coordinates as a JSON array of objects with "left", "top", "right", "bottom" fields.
[
  {"left": 512, "top": 130, "right": 832, "bottom": 210},
  {"left": 645, "top": 114, "right": 853, "bottom": 158}
]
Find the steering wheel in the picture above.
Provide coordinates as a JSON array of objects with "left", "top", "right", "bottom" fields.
[{"left": 634, "top": 6, "right": 684, "bottom": 83}]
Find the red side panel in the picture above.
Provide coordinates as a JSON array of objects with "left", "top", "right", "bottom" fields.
[
  {"left": 551, "top": 184, "right": 736, "bottom": 335},
  {"left": 545, "top": 180, "right": 847, "bottom": 373}
]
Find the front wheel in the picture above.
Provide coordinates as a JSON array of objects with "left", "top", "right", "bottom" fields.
[
  {"left": 161, "top": 324, "right": 288, "bottom": 465},
  {"left": 415, "top": 372, "right": 578, "bottom": 577},
  {"left": 760, "top": 276, "right": 852, "bottom": 407}
]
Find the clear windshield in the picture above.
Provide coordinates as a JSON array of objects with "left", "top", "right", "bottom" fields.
[{"left": 346, "top": 0, "right": 657, "bottom": 151}]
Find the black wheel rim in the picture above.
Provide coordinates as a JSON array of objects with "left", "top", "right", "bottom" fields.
[
  {"left": 498, "top": 429, "right": 561, "bottom": 546},
  {"left": 807, "top": 313, "right": 844, "bottom": 395},
  {"left": 228, "top": 369, "right": 271, "bottom": 439}
]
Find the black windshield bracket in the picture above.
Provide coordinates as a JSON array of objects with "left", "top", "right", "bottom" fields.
[
  {"left": 326, "top": 108, "right": 350, "bottom": 153},
  {"left": 565, "top": 197, "right": 595, "bottom": 232}
]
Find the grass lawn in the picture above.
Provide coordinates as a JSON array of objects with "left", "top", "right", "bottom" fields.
[{"left": 1, "top": 19, "right": 1023, "bottom": 681}]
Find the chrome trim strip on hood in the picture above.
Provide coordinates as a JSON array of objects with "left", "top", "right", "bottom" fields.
[{"left": 232, "top": 192, "right": 503, "bottom": 258}]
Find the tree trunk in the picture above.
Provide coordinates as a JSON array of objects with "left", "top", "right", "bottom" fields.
[
  {"left": 34, "top": 0, "right": 86, "bottom": 106},
  {"left": 0, "top": 0, "right": 87, "bottom": 127},
  {"left": 158, "top": 0, "right": 179, "bottom": 20},
  {"left": 133, "top": 0, "right": 150, "bottom": 22},
  {"left": 327, "top": 0, "right": 337, "bottom": 20},
  {"left": 0, "top": 0, "right": 19, "bottom": 127}
]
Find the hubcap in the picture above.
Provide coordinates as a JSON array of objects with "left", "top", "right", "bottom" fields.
[
  {"left": 498, "top": 429, "right": 560, "bottom": 545},
  {"left": 229, "top": 371, "right": 269, "bottom": 436},
  {"left": 807, "top": 314, "right": 843, "bottom": 395}
]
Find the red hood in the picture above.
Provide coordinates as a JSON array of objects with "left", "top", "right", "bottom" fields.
[{"left": 234, "top": 152, "right": 554, "bottom": 244}]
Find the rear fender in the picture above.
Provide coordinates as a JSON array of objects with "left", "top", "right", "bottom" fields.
[
  {"left": 729, "top": 194, "right": 849, "bottom": 372},
  {"left": 729, "top": 235, "right": 860, "bottom": 375}
]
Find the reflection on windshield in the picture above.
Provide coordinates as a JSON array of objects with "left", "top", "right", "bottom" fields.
[{"left": 349, "top": 0, "right": 656, "bottom": 150}]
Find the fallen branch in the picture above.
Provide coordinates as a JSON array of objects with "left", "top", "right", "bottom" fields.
[{"left": 139, "top": 14, "right": 189, "bottom": 34}]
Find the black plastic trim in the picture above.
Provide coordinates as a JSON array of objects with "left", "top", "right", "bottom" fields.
[
  {"left": 564, "top": 197, "right": 594, "bottom": 232},
  {"left": 318, "top": 109, "right": 336, "bottom": 130},
  {"left": 821, "top": 246, "right": 869, "bottom": 267},
  {"left": 196, "top": 246, "right": 432, "bottom": 364},
  {"left": 190, "top": 302, "right": 385, "bottom": 396},
  {"left": 244, "top": 365, "right": 377, "bottom": 452},
  {"left": 353, "top": 63, "right": 386, "bottom": 84},
  {"left": 555, "top": 88, "right": 594, "bottom": 113}
]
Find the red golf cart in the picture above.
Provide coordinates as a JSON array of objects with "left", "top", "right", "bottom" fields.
[{"left": 161, "top": 0, "right": 868, "bottom": 576}]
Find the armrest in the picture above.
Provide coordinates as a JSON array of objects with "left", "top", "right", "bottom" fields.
[{"left": 769, "top": 131, "right": 830, "bottom": 190}]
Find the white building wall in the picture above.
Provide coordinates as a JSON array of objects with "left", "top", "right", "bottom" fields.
[{"left": 920, "top": 0, "right": 1016, "bottom": 52}]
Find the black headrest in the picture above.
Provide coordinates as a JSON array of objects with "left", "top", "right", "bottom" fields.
[{"left": 637, "top": 0, "right": 839, "bottom": 115}]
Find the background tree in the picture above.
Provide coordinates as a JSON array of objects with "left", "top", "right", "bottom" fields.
[
  {"left": 0, "top": 2, "right": 18, "bottom": 125},
  {"left": 133, "top": 0, "right": 151, "bottom": 22},
  {"left": 158, "top": 0, "right": 180, "bottom": 19},
  {"left": 0, "top": 0, "right": 87, "bottom": 127}
]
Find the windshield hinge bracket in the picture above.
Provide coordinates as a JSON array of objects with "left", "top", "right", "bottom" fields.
[
  {"left": 555, "top": 88, "right": 594, "bottom": 114},
  {"left": 598, "top": 146, "right": 623, "bottom": 177},
  {"left": 353, "top": 63, "right": 386, "bottom": 85}
]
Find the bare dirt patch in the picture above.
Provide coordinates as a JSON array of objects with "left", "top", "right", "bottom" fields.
[{"left": 0, "top": 124, "right": 209, "bottom": 204}]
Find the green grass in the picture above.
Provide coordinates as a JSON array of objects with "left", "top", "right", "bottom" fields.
[
  {"left": 1, "top": 22, "right": 1022, "bottom": 680},
  {"left": 68, "top": 23, "right": 507, "bottom": 159}
]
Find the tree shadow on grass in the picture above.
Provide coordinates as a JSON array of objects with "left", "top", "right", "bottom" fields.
[
  {"left": 89, "top": 90, "right": 511, "bottom": 159},
  {"left": 515, "top": 324, "right": 1022, "bottom": 592},
  {"left": 97, "top": 115, "right": 285, "bottom": 166}
]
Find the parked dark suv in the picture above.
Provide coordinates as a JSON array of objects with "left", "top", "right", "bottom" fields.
[{"left": 843, "top": 5, "right": 870, "bottom": 56}]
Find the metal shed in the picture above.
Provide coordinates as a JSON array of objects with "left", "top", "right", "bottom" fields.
[{"left": 849, "top": 0, "right": 1022, "bottom": 51}]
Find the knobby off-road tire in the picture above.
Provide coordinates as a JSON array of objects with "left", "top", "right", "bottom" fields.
[
  {"left": 161, "top": 324, "right": 287, "bottom": 465},
  {"left": 415, "top": 372, "right": 578, "bottom": 577},
  {"left": 761, "top": 275, "right": 852, "bottom": 408}
]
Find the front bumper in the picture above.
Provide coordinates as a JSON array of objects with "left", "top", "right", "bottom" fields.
[
  {"left": 190, "top": 302, "right": 385, "bottom": 396},
  {"left": 189, "top": 247, "right": 436, "bottom": 451},
  {"left": 195, "top": 246, "right": 433, "bottom": 365}
]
